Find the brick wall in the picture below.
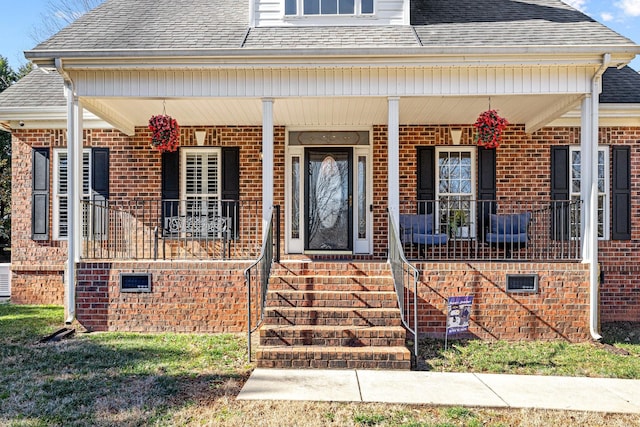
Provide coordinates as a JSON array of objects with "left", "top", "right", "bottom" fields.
[
  {"left": 76, "top": 261, "right": 250, "bottom": 332},
  {"left": 10, "top": 123, "right": 640, "bottom": 330},
  {"left": 415, "top": 262, "right": 591, "bottom": 342}
]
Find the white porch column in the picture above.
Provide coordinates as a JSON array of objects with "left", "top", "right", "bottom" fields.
[
  {"left": 388, "top": 97, "right": 400, "bottom": 224},
  {"left": 580, "top": 95, "right": 592, "bottom": 263},
  {"left": 64, "top": 82, "right": 83, "bottom": 324},
  {"left": 262, "top": 98, "right": 274, "bottom": 231}
]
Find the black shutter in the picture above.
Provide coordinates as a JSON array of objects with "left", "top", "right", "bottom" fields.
[
  {"left": 477, "top": 147, "right": 497, "bottom": 241},
  {"left": 551, "top": 146, "right": 570, "bottom": 240},
  {"left": 91, "top": 148, "right": 110, "bottom": 238},
  {"left": 161, "top": 150, "right": 180, "bottom": 235},
  {"left": 416, "top": 146, "right": 435, "bottom": 214},
  {"left": 32, "top": 148, "right": 50, "bottom": 241},
  {"left": 612, "top": 146, "right": 631, "bottom": 240},
  {"left": 221, "top": 147, "right": 240, "bottom": 239}
]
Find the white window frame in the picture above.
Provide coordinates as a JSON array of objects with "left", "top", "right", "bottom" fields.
[
  {"left": 180, "top": 147, "right": 222, "bottom": 219},
  {"left": 53, "top": 148, "right": 91, "bottom": 240},
  {"left": 284, "top": 0, "right": 375, "bottom": 16},
  {"left": 570, "top": 146, "right": 610, "bottom": 240},
  {"left": 435, "top": 147, "right": 477, "bottom": 238}
]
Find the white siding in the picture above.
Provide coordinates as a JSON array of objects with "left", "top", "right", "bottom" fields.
[
  {"left": 253, "top": 0, "right": 408, "bottom": 26},
  {"left": 0, "top": 264, "right": 10, "bottom": 298},
  {"left": 71, "top": 66, "right": 594, "bottom": 99}
]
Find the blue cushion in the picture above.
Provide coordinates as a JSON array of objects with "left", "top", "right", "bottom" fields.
[
  {"left": 399, "top": 214, "right": 434, "bottom": 234},
  {"left": 413, "top": 233, "right": 448, "bottom": 245},
  {"left": 490, "top": 212, "right": 531, "bottom": 234},
  {"left": 486, "top": 232, "right": 528, "bottom": 244}
]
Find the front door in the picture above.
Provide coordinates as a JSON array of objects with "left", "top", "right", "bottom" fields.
[{"left": 304, "top": 148, "right": 353, "bottom": 251}]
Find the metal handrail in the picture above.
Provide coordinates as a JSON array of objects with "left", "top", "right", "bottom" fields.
[
  {"left": 244, "top": 206, "right": 277, "bottom": 362},
  {"left": 388, "top": 208, "right": 420, "bottom": 359}
]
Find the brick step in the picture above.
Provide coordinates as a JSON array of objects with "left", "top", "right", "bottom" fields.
[
  {"left": 274, "top": 262, "right": 392, "bottom": 276},
  {"left": 256, "top": 345, "right": 411, "bottom": 369},
  {"left": 259, "top": 325, "right": 407, "bottom": 347},
  {"left": 264, "top": 307, "right": 403, "bottom": 327},
  {"left": 267, "top": 290, "right": 399, "bottom": 308},
  {"left": 269, "top": 276, "right": 395, "bottom": 292}
]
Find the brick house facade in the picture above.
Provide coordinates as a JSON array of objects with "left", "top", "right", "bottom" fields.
[
  {"left": 1, "top": 0, "right": 640, "bottom": 353},
  {"left": 6, "top": 120, "right": 639, "bottom": 339}
]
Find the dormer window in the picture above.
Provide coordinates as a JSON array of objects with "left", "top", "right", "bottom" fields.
[{"left": 285, "top": 0, "right": 374, "bottom": 16}]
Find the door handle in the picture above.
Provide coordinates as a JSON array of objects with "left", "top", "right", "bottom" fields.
[{"left": 369, "top": 204, "right": 373, "bottom": 212}]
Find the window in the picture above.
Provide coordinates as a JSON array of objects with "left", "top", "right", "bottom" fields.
[
  {"left": 178, "top": 148, "right": 222, "bottom": 237},
  {"left": 53, "top": 148, "right": 109, "bottom": 240},
  {"left": 162, "top": 147, "right": 240, "bottom": 240},
  {"left": 285, "top": 0, "right": 374, "bottom": 16},
  {"left": 54, "top": 149, "right": 90, "bottom": 239},
  {"left": 569, "top": 146, "right": 609, "bottom": 239},
  {"left": 436, "top": 148, "right": 476, "bottom": 238}
]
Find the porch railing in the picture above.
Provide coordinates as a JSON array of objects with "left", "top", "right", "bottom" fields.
[
  {"left": 80, "top": 198, "right": 263, "bottom": 261},
  {"left": 245, "top": 206, "right": 279, "bottom": 362},
  {"left": 388, "top": 209, "right": 419, "bottom": 359},
  {"left": 399, "top": 199, "right": 583, "bottom": 262}
]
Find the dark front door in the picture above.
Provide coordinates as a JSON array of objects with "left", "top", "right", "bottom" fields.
[{"left": 305, "top": 148, "right": 353, "bottom": 251}]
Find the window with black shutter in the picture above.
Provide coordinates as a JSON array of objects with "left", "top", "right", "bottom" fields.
[
  {"left": 53, "top": 148, "right": 109, "bottom": 240},
  {"left": 161, "top": 147, "right": 240, "bottom": 239}
]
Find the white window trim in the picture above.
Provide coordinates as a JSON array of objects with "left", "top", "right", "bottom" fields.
[
  {"left": 435, "top": 146, "right": 477, "bottom": 238},
  {"left": 284, "top": 0, "right": 375, "bottom": 17},
  {"left": 180, "top": 147, "right": 222, "bottom": 214},
  {"left": 53, "top": 148, "right": 91, "bottom": 240},
  {"left": 570, "top": 145, "right": 610, "bottom": 240}
]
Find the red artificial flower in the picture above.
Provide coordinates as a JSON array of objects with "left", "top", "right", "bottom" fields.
[
  {"left": 473, "top": 109, "right": 508, "bottom": 149},
  {"left": 149, "top": 114, "right": 180, "bottom": 152}
]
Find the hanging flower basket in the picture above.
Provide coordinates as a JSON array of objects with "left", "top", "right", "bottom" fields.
[
  {"left": 149, "top": 114, "right": 180, "bottom": 152},
  {"left": 473, "top": 109, "right": 508, "bottom": 149}
]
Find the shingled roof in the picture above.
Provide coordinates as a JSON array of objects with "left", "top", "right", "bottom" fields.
[
  {"left": 27, "top": 0, "right": 634, "bottom": 55},
  {"left": 32, "top": 0, "right": 249, "bottom": 51},
  {"left": 601, "top": 66, "right": 640, "bottom": 104},
  {"left": 411, "top": 0, "right": 633, "bottom": 46},
  {"left": 0, "top": 68, "right": 65, "bottom": 108}
]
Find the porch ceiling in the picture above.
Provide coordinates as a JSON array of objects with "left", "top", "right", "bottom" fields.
[{"left": 83, "top": 94, "right": 582, "bottom": 134}]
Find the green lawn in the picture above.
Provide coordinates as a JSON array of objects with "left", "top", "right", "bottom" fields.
[
  {"left": 1, "top": 304, "right": 639, "bottom": 427},
  {"left": 416, "top": 336, "right": 640, "bottom": 378}
]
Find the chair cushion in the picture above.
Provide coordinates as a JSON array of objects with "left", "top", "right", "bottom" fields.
[
  {"left": 399, "top": 213, "right": 434, "bottom": 234},
  {"left": 489, "top": 212, "right": 531, "bottom": 234},
  {"left": 486, "top": 232, "right": 528, "bottom": 244},
  {"left": 413, "top": 232, "right": 448, "bottom": 245}
]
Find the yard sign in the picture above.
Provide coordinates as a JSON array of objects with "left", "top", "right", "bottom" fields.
[{"left": 444, "top": 295, "right": 473, "bottom": 351}]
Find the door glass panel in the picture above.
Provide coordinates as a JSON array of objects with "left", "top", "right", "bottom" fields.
[
  {"left": 307, "top": 150, "right": 351, "bottom": 250},
  {"left": 291, "top": 156, "right": 300, "bottom": 239},
  {"left": 358, "top": 155, "right": 367, "bottom": 239}
]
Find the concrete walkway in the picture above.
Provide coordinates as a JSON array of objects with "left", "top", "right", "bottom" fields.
[{"left": 238, "top": 369, "right": 640, "bottom": 414}]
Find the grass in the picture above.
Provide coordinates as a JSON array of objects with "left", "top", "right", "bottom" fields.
[
  {"left": 1, "top": 304, "right": 640, "bottom": 426},
  {"left": 416, "top": 338, "right": 640, "bottom": 378}
]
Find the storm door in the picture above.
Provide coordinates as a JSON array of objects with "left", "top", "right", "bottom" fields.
[{"left": 304, "top": 148, "right": 353, "bottom": 251}]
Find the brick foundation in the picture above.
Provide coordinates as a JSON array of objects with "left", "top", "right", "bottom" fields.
[
  {"left": 416, "top": 262, "right": 591, "bottom": 342},
  {"left": 9, "top": 268, "right": 64, "bottom": 305},
  {"left": 76, "top": 261, "right": 251, "bottom": 332}
]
